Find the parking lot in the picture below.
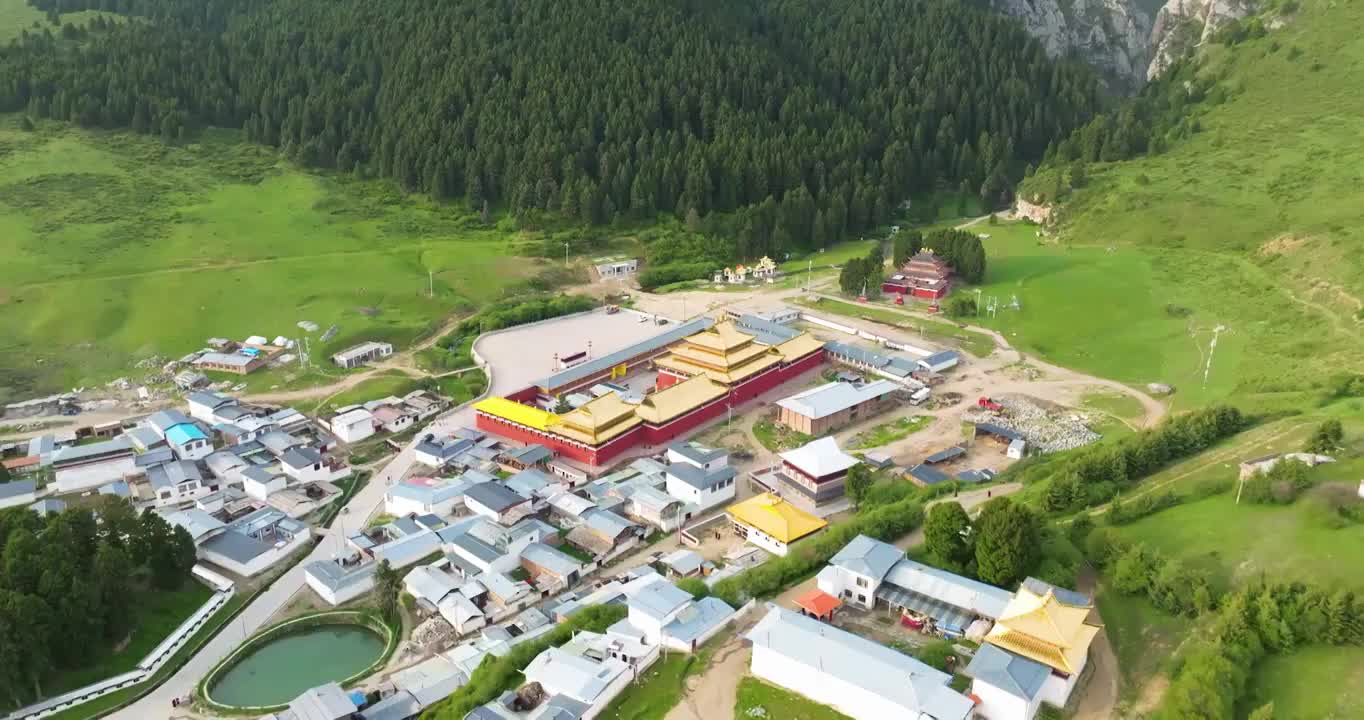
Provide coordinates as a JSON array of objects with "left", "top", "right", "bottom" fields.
[{"left": 450, "top": 308, "right": 677, "bottom": 423}]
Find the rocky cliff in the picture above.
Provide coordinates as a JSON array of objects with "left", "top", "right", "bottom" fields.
[{"left": 980, "top": 0, "right": 1254, "bottom": 91}]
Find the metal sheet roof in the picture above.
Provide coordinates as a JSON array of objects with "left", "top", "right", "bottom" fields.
[
  {"left": 776, "top": 380, "right": 898, "bottom": 419},
  {"left": 779, "top": 437, "right": 859, "bottom": 477},
  {"left": 882, "top": 558, "right": 1013, "bottom": 619},
  {"left": 745, "top": 606, "right": 973, "bottom": 720},
  {"left": 532, "top": 317, "right": 716, "bottom": 391},
  {"left": 829, "top": 534, "right": 903, "bottom": 581},
  {"left": 963, "top": 642, "right": 1050, "bottom": 701}
]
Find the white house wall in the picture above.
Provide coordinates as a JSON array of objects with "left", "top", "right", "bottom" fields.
[
  {"left": 749, "top": 644, "right": 918, "bottom": 720},
  {"left": 970, "top": 679, "right": 1040, "bottom": 720},
  {"left": 1038, "top": 664, "right": 1082, "bottom": 708}
]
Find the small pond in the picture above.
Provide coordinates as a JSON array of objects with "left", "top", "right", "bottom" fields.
[{"left": 208, "top": 624, "right": 385, "bottom": 707}]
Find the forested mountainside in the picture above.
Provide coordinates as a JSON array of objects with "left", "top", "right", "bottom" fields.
[{"left": 0, "top": 0, "right": 1102, "bottom": 260}]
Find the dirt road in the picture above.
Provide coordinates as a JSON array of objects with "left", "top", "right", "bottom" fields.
[{"left": 1072, "top": 569, "right": 1119, "bottom": 720}]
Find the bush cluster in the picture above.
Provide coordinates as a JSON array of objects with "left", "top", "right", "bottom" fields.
[
  {"left": 457, "top": 294, "right": 597, "bottom": 335},
  {"left": 1040, "top": 405, "right": 1245, "bottom": 513}
]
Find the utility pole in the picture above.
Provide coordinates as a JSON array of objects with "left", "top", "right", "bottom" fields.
[
  {"left": 428, "top": 270, "right": 434, "bottom": 298},
  {"left": 974, "top": 288, "right": 982, "bottom": 316},
  {"left": 807, "top": 259, "right": 813, "bottom": 292},
  {"left": 563, "top": 242, "right": 570, "bottom": 267}
]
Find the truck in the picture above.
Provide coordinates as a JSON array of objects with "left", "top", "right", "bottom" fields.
[
  {"left": 909, "top": 387, "right": 931, "bottom": 405},
  {"left": 978, "top": 396, "right": 1003, "bottom": 412}
]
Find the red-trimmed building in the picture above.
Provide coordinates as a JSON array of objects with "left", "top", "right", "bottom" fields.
[
  {"left": 882, "top": 250, "right": 951, "bottom": 299},
  {"left": 474, "top": 320, "right": 825, "bottom": 466}
]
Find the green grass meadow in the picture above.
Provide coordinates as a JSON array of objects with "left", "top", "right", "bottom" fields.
[
  {"left": 1011, "top": 0, "right": 1364, "bottom": 409},
  {"left": 0, "top": 120, "right": 547, "bottom": 399},
  {"left": 734, "top": 677, "right": 853, "bottom": 720}
]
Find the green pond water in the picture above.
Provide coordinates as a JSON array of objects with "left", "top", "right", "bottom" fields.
[{"left": 208, "top": 624, "right": 384, "bottom": 707}]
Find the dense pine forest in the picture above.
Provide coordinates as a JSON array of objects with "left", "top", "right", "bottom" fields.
[{"left": 1, "top": 0, "right": 1103, "bottom": 265}]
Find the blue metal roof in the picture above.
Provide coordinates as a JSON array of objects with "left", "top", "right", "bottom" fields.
[
  {"left": 964, "top": 643, "right": 1050, "bottom": 700},
  {"left": 165, "top": 424, "right": 208, "bottom": 446},
  {"left": 908, "top": 464, "right": 950, "bottom": 485}
]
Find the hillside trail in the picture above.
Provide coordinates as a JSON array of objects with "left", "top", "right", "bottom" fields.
[
  {"left": 1072, "top": 568, "right": 1119, "bottom": 720},
  {"left": 242, "top": 313, "right": 472, "bottom": 404},
  {"left": 1063, "top": 417, "right": 1317, "bottom": 523}
]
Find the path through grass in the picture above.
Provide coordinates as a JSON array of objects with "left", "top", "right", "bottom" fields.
[{"left": 0, "top": 119, "right": 540, "bottom": 400}]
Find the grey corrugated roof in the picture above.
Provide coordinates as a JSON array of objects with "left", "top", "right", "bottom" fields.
[
  {"left": 0, "top": 479, "right": 37, "bottom": 500},
  {"left": 306, "top": 560, "right": 377, "bottom": 591},
  {"left": 777, "top": 380, "right": 898, "bottom": 420},
  {"left": 975, "top": 423, "right": 1024, "bottom": 441},
  {"left": 520, "top": 542, "right": 582, "bottom": 577},
  {"left": 963, "top": 643, "right": 1050, "bottom": 700},
  {"left": 628, "top": 579, "right": 692, "bottom": 621},
  {"left": 909, "top": 464, "right": 950, "bottom": 485},
  {"left": 50, "top": 435, "right": 133, "bottom": 465},
  {"left": 830, "top": 534, "right": 902, "bottom": 581},
  {"left": 188, "top": 391, "right": 232, "bottom": 409},
  {"left": 281, "top": 446, "right": 323, "bottom": 469},
  {"left": 135, "top": 447, "right": 176, "bottom": 468},
  {"left": 582, "top": 509, "right": 637, "bottom": 538},
  {"left": 668, "top": 442, "right": 727, "bottom": 466},
  {"left": 924, "top": 446, "right": 966, "bottom": 464},
  {"left": 505, "top": 468, "right": 552, "bottom": 498},
  {"left": 533, "top": 317, "right": 716, "bottom": 391},
  {"left": 882, "top": 558, "right": 1013, "bottom": 619},
  {"left": 99, "top": 481, "right": 132, "bottom": 497},
  {"left": 357, "top": 690, "right": 419, "bottom": 720},
  {"left": 508, "top": 444, "right": 552, "bottom": 465},
  {"left": 201, "top": 530, "right": 272, "bottom": 563},
  {"left": 825, "top": 342, "right": 918, "bottom": 378},
  {"left": 464, "top": 482, "right": 528, "bottom": 513},
  {"left": 147, "top": 410, "right": 195, "bottom": 433},
  {"left": 920, "top": 350, "right": 961, "bottom": 367},
  {"left": 733, "top": 314, "right": 802, "bottom": 345},
  {"left": 450, "top": 532, "right": 505, "bottom": 564},
  {"left": 1022, "top": 577, "right": 1092, "bottom": 607},
  {"left": 745, "top": 606, "right": 972, "bottom": 719},
  {"left": 147, "top": 460, "right": 204, "bottom": 490},
  {"left": 666, "top": 462, "right": 736, "bottom": 490}
]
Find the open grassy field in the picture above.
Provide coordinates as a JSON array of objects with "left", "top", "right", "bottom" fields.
[
  {"left": 1096, "top": 587, "right": 1192, "bottom": 702},
  {"left": 1010, "top": 0, "right": 1364, "bottom": 409},
  {"left": 734, "top": 677, "right": 852, "bottom": 720},
  {"left": 1243, "top": 644, "right": 1364, "bottom": 719},
  {"left": 0, "top": 0, "right": 122, "bottom": 43},
  {"left": 0, "top": 118, "right": 547, "bottom": 401}
]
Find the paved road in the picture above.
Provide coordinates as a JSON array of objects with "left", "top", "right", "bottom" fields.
[
  {"left": 113, "top": 308, "right": 667, "bottom": 718},
  {"left": 111, "top": 427, "right": 441, "bottom": 719}
]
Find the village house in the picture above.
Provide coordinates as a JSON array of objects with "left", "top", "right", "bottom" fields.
[
  {"left": 187, "top": 391, "right": 236, "bottom": 423},
  {"left": 328, "top": 407, "right": 376, "bottom": 444},
  {"left": 754, "top": 436, "right": 861, "bottom": 513},
  {"left": 0, "top": 479, "right": 38, "bottom": 510},
  {"left": 817, "top": 534, "right": 1012, "bottom": 635},
  {"left": 593, "top": 256, "right": 639, "bottom": 278},
  {"left": 726, "top": 492, "right": 827, "bottom": 556},
  {"left": 306, "top": 559, "right": 378, "bottom": 606},
  {"left": 745, "top": 605, "right": 974, "bottom": 720},
  {"left": 240, "top": 467, "right": 287, "bottom": 501},
  {"left": 386, "top": 476, "right": 473, "bottom": 517},
  {"left": 663, "top": 460, "right": 736, "bottom": 514},
  {"left": 519, "top": 542, "right": 584, "bottom": 590},
  {"left": 148, "top": 460, "right": 210, "bottom": 507},
  {"left": 415, "top": 435, "right": 475, "bottom": 468},
  {"left": 615, "top": 573, "right": 737, "bottom": 652},
  {"left": 331, "top": 341, "right": 394, "bottom": 369},
  {"left": 463, "top": 482, "right": 532, "bottom": 525},
  {"left": 371, "top": 405, "right": 414, "bottom": 434},
  {"left": 775, "top": 379, "right": 899, "bottom": 436},
  {"left": 565, "top": 509, "right": 642, "bottom": 559},
  {"left": 49, "top": 436, "right": 137, "bottom": 493}
]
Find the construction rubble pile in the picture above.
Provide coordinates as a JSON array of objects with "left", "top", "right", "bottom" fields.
[
  {"left": 965, "top": 395, "right": 1100, "bottom": 452},
  {"left": 411, "top": 616, "right": 456, "bottom": 649}
]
